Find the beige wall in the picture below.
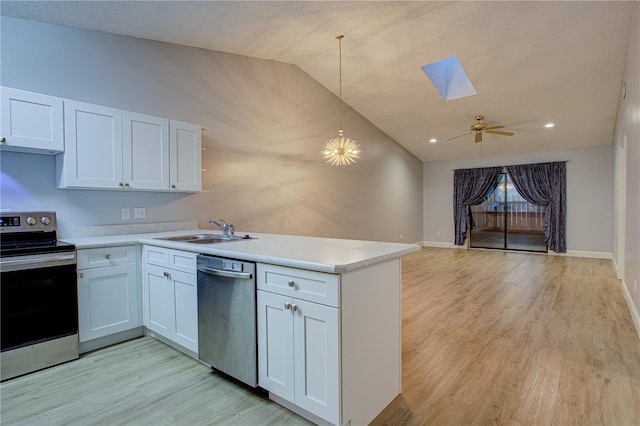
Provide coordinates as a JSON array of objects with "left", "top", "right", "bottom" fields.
[
  {"left": 613, "top": 2, "right": 640, "bottom": 334},
  {"left": 0, "top": 16, "right": 423, "bottom": 243},
  {"left": 422, "top": 145, "right": 614, "bottom": 255}
]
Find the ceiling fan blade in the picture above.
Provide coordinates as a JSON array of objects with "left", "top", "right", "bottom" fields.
[
  {"left": 474, "top": 132, "right": 482, "bottom": 143},
  {"left": 484, "top": 125, "right": 505, "bottom": 131},
  {"left": 446, "top": 131, "right": 472, "bottom": 141},
  {"left": 486, "top": 130, "right": 515, "bottom": 136}
]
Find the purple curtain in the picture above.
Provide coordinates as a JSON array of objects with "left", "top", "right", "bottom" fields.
[
  {"left": 453, "top": 167, "right": 502, "bottom": 246},
  {"left": 506, "top": 162, "right": 566, "bottom": 253}
]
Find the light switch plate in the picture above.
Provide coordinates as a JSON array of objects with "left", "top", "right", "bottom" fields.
[
  {"left": 121, "top": 208, "right": 130, "bottom": 220},
  {"left": 134, "top": 207, "right": 146, "bottom": 219}
]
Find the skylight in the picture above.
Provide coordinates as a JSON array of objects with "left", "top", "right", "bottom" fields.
[{"left": 421, "top": 56, "right": 477, "bottom": 101}]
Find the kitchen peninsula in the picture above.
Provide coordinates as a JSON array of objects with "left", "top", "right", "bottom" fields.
[{"left": 63, "top": 229, "right": 421, "bottom": 426}]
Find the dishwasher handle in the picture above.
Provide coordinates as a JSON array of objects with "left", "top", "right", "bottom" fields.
[{"left": 197, "top": 265, "right": 253, "bottom": 280}]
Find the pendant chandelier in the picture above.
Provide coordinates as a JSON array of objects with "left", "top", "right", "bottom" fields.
[{"left": 323, "top": 35, "right": 360, "bottom": 166}]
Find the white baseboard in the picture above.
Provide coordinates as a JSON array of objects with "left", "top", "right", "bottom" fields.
[
  {"left": 420, "top": 242, "right": 612, "bottom": 259},
  {"left": 622, "top": 279, "right": 640, "bottom": 341},
  {"left": 549, "top": 250, "right": 613, "bottom": 259},
  {"left": 420, "top": 241, "right": 466, "bottom": 249},
  {"left": 613, "top": 256, "right": 625, "bottom": 280}
]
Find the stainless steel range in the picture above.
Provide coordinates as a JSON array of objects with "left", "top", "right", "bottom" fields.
[{"left": 0, "top": 211, "right": 78, "bottom": 381}]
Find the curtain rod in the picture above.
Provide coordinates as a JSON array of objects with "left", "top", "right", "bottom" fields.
[{"left": 452, "top": 160, "right": 571, "bottom": 172}]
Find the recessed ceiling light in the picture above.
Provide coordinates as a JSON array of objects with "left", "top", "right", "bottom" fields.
[
  {"left": 545, "top": 123, "right": 555, "bottom": 128},
  {"left": 429, "top": 138, "right": 437, "bottom": 143}
]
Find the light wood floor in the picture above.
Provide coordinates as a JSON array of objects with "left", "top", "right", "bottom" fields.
[
  {"left": 2, "top": 248, "right": 639, "bottom": 425},
  {"left": 373, "top": 248, "right": 640, "bottom": 425},
  {"left": 0, "top": 336, "right": 311, "bottom": 425}
]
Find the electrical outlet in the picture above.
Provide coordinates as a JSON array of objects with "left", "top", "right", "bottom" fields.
[
  {"left": 399, "top": 234, "right": 403, "bottom": 240},
  {"left": 436, "top": 230, "right": 441, "bottom": 236},
  {"left": 134, "top": 207, "right": 146, "bottom": 219},
  {"left": 121, "top": 208, "right": 130, "bottom": 220},
  {"left": 634, "top": 278, "right": 638, "bottom": 293}
]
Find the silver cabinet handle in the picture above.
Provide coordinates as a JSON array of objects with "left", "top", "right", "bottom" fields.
[
  {"left": 124, "top": 183, "right": 130, "bottom": 187},
  {"left": 288, "top": 280, "right": 295, "bottom": 288},
  {"left": 78, "top": 272, "right": 85, "bottom": 279},
  {"left": 163, "top": 271, "right": 171, "bottom": 279},
  {"left": 291, "top": 304, "right": 298, "bottom": 312},
  {"left": 171, "top": 184, "right": 176, "bottom": 189},
  {"left": 1, "top": 137, "right": 6, "bottom": 143},
  {"left": 106, "top": 254, "right": 112, "bottom": 259},
  {"left": 119, "top": 182, "right": 124, "bottom": 187}
]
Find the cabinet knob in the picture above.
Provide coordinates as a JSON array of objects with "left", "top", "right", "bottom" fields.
[
  {"left": 171, "top": 184, "right": 176, "bottom": 189},
  {"left": 288, "top": 280, "right": 295, "bottom": 288},
  {"left": 284, "top": 302, "right": 298, "bottom": 312},
  {"left": 1, "top": 137, "right": 6, "bottom": 143},
  {"left": 119, "top": 182, "right": 124, "bottom": 187},
  {"left": 124, "top": 183, "right": 130, "bottom": 188},
  {"left": 106, "top": 254, "right": 112, "bottom": 259},
  {"left": 163, "top": 271, "right": 171, "bottom": 279},
  {"left": 78, "top": 272, "right": 84, "bottom": 279}
]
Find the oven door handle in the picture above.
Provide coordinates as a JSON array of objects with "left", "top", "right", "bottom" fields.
[{"left": 0, "top": 252, "right": 76, "bottom": 272}]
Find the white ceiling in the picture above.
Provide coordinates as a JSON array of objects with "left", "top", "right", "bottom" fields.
[{"left": 1, "top": 1, "right": 633, "bottom": 162}]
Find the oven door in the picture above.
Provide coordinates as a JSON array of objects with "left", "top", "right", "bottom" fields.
[{"left": 1, "top": 251, "right": 78, "bottom": 352}]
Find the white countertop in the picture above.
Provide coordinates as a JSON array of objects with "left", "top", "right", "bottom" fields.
[{"left": 62, "top": 229, "right": 421, "bottom": 274}]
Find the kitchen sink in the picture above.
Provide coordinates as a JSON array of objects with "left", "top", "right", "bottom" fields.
[{"left": 155, "top": 233, "right": 250, "bottom": 244}]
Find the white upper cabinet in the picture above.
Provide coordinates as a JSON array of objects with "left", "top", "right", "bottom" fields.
[
  {"left": 124, "top": 111, "right": 170, "bottom": 191},
  {"left": 57, "top": 100, "right": 200, "bottom": 192},
  {"left": 170, "top": 120, "right": 202, "bottom": 192},
  {"left": 58, "top": 100, "right": 123, "bottom": 189},
  {"left": 0, "top": 87, "right": 64, "bottom": 154}
]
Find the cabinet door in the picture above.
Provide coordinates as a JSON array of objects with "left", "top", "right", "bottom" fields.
[
  {"left": 123, "top": 111, "right": 170, "bottom": 190},
  {"left": 172, "top": 269, "right": 198, "bottom": 353},
  {"left": 143, "top": 264, "right": 174, "bottom": 339},
  {"left": 169, "top": 120, "right": 202, "bottom": 192},
  {"left": 78, "top": 263, "right": 140, "bottom": 342},
  {"left": 0, "top": 87, "right": 64, "bottom": 154},
  {"left": 61, "top": 100, "right": 123, "bottom": 189},
  {"left": 293, "top": 299, "right": 340, "bottom": 424},
  {"left": 257, "top": 290, "right": 295, "bottom": 402}
]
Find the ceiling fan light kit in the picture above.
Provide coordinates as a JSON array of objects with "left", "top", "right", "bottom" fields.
[
  {"left": 447, "top": 115, "right": 515, "bottom": 143},
  {"left": 323, "top": 35, "right": 360, "bottom": 167}
]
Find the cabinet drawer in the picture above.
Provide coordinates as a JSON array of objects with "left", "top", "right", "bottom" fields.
[
  {"left": 168, "top": 249, "right": 197, "bottom": 274},
  {"left": 78, "top": 245, "right": 136, "bottom": 269},
  {"left": 257, "top": 264, "right": 340, "bottom": 307},
  {"left": 143, "top": 245, "right": 170, "bottom": 267},
  {"left": 143, "top": 245, "right": 196, "bottom": 274}
]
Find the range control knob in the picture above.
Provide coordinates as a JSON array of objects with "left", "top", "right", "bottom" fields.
[
  {"left": 40, "top": 216, "right": 51, "bottom": 225},
  {"left": 26, "top": 216, "right": 37, "bottom": 226}
]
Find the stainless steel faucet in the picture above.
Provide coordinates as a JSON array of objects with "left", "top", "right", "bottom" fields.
[{"left": 209, "top": 219, "right": 235, "bottom": 237}]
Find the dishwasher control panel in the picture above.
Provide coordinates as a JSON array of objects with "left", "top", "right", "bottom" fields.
[{"left": 222, "top": 260, "right": 244, "bottom": 272}]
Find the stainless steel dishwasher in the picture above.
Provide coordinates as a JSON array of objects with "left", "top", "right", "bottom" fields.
[{"left": 197, "top": 255, "right": 257, "bottom": 387}]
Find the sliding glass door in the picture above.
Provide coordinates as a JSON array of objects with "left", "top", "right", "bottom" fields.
[{"left": 469, "top": 172, "right": 547, "bottom": 252}]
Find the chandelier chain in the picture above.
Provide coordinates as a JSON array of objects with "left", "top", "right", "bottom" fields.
[{"left": 337, "top": 34, "right": 343, "bottom": 134}]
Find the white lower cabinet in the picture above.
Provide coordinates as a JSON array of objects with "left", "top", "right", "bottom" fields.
[
  {"left": 77, "top": 246, "right": 141, "bottom": 343},
  {"left": 257, "top": 264, "right": 340, "bottom": 425},
  {"left": 142, "top": 246, "right": 198, "bottom": 353}
]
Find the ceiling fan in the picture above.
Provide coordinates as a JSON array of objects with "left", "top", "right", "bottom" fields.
[{"left": 447, "top": 115, "right": 515, "bottom": 143}]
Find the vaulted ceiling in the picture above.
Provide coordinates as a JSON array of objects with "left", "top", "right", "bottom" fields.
[{"left": 1, "top": 1, "right": 633, "bottom": 162}]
